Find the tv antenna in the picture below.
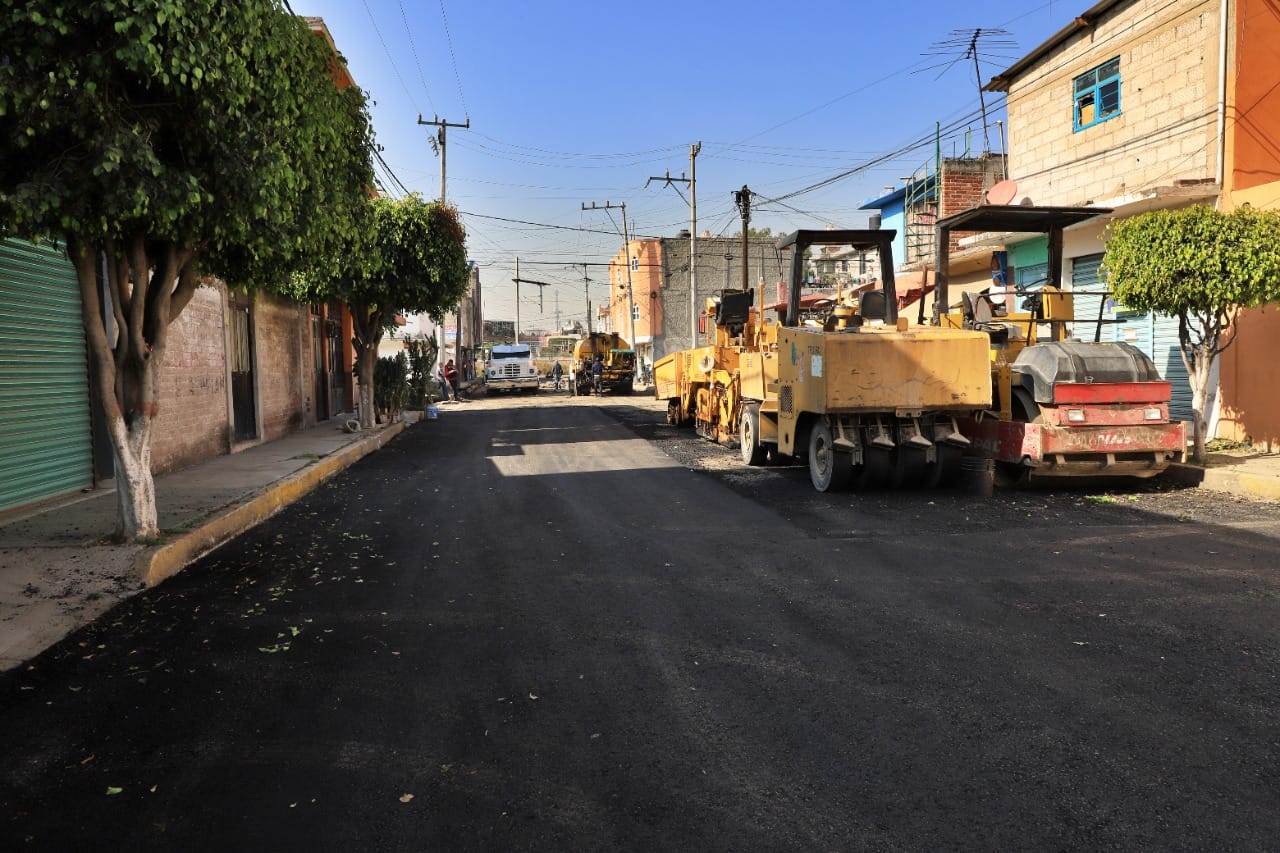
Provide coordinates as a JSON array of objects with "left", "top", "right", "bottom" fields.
[{"left": 919, "top": 28, "right": 1018, "bottom": 153}]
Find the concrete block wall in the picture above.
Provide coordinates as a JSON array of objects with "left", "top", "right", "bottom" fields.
[
  {"left": 1003, "top": 0, "right": 1221, "bottom": 205},
  {"left": 151, "top": 282, "right": 230, "bottom": 474},
  {"left": 652, "top": 236, "right": 793, "bottom": 359}
]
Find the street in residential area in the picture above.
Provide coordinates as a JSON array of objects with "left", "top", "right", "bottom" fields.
[{"left": 4, "top": 391, "right": 1280, "bottom": 850}]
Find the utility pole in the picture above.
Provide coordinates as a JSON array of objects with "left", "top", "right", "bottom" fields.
[
  {"left": 580, "top": 264, "right": 593, "bottom": 335},
  {"left": 419, "top": 114, "right": 470, "bottom": 366},
  {"left": 417, "top": 114, "right": 470, "bottom": 202},
  {"left": 581, "top": 201, "right": 638, "bottom": 370},
  {"left": 647, "top": 141, "right": 700, "bottom": 347},
  {"left": 513, "top": 277, "right": 551, "bottom": 312},
  {"left": 734, "top": 185, "right": 752, "bottom": 291}
]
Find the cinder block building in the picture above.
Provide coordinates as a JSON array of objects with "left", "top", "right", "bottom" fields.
[{"left": 979, "top": 0, "right": 1232, "bottom": 423}]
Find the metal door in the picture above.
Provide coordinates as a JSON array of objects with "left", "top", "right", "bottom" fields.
[
  {"left": 0, "top": 238, "right": 94, "bottom": 511},
  {"left": 229, "top": 297, "right": 256, "bottom": 442},
  {"left": 326, "top": 316, "right": 345, "bottom": 417},
  {"left": 311, "top": 312, "right": 327, "bottom": 421}
]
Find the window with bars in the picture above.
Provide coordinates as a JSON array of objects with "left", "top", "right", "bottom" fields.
[{"left": 1074, "top": 57, "right": 1121, "bottom": 131}]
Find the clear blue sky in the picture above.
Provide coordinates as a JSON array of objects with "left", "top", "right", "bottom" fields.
[{"left": 290, "top": 0, "right": 1079, "bottom": 330}]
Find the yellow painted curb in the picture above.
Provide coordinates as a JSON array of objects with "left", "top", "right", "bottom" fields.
[{"left": 134, "top": 421, "right": 406, "bottom": 587}]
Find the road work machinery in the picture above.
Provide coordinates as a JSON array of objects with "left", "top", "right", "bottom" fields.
[
  {"left": 655, "top": 230, "right": 992, "bottom": 491},
  {"left": 572, "top": 332, "right": 635, "bottom": 395},
  {"left": 932, "top": 205, "right": 1186, "bottom": 482}
]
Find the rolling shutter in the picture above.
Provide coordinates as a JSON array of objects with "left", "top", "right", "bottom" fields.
[
  {"left": 0, "top": 238, "right": 94, "bottom": 511},
  {"left": 1069, "top": 254, "right": 1109, "bottom": 342},
  {"left": 1087, "top": 255, "right": 1194, "bottom": 424}
]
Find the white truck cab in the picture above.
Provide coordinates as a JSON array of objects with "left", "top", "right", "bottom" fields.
[{"left": 485, "top": 344, "right": 540, "bottom": 393}]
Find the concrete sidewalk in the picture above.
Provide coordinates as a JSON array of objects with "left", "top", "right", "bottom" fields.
[
  {"left": 0, "top": 416, "right": 410, "bottom": 670},
  {"left": 1165, "top": 449, "right": 1280, "bottom": 503}
]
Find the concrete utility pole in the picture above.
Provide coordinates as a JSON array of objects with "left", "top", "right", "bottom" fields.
[
  {"left": 581, "top": 201, "right": 638, "bottom": 363},
  {"left": 647, "top": 141, "right": 700, "bottom": 347},
  {"left": 581, "top": 264, "right": 593, "bottom": 335},
  {"left": 417, "top": 114, "right": 470, "bottom": 202},
  {"left": 419, "top": 114, "right": 470, "bottom": 366},
  {"left": 514, "top": 256, "right": 520, "bottom": 343}
]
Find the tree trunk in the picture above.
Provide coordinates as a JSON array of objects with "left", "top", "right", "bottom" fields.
[
  {"left": 71, "top": 237, "right": 195, "bottom": 542},
  {"left": 351, "top": 304, "right": 384, "bottom": 430},
  {"left": 357, "top": 345, "right": 377, "bottom": 430},
  {"left": 107, "top": 411, "right": 159, "bottom": 540},
  {"left": 1189, "top": 343, "right": 1216, "bottom": 463}
]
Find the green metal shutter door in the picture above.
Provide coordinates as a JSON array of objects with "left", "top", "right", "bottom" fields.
[
  {"left": 1070, "top": 254, "right": 1109, "bottom": 342},
  {"left": 0, "top": 238, "right": 95, "bottom": 511},
  {"left": 1151, "top": 316, "right": 1194, "bottom": 423}
]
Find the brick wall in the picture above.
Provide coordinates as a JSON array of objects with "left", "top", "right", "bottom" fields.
[
  {"left": 940, "top": 156, "right": 1005, "bottom": 256},
  {"left": 151, "top": 282, "right": 230, "bottom": 474},
  {"left": 252, "top": 292, "right": 311, "bottom": 441},
  {"left": 1003, "top": 0, "right": 1221, "bottom": 205}
]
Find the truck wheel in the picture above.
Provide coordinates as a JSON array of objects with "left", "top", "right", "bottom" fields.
[
  {"left": 739, "top": 404, "right": 767, "bottom": 466},
  {"left": 667, "top": 400, "right": 682, "bottom": 425},
  {"left": 808, "top": 420, "right": 852, "bottom": 492},
  {"left": 853, "top": 446, "right": 891, "bottom": 490}
]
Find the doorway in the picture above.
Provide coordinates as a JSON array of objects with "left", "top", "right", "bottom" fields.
[{"left": 229, "top": 295, "right": 257, "bottom": 442}]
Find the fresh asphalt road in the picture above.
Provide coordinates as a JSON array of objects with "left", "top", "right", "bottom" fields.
[{"left": 3, "top": 394, "right": 1280, "bottom": 850}]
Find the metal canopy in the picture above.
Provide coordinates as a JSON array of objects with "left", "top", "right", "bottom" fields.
[
  {"left": 776, "top": 229, "right": 900, "bottom": 327},
  {"left": 775, "top": 229, "right": 897, "bottom": 252},
  {"left": 936, "top": 205, "right": 1111, "bottom": 234}
]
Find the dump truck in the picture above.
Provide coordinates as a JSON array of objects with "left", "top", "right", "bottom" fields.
[
  {"left": 656, "top": 229, "right": 993, "bottom": 491},
  {"left": 572, "top": 332, "right": 635, "bottom": 395},
  {"left": 932, "top": 204, "right": 1187, "bottom": 483}
]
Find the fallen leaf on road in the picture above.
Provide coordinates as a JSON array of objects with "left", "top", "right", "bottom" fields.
[
  {"left": 400, "top": 793, "right": 414, "bottom": 803},
  {"left": 106, "top": 787, "right": 122, "bottom": 796},
  {"left": 529, "top": 692, "right": 539, "bottom": 701}
]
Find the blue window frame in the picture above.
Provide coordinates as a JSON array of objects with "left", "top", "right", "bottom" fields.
[{"left": 1073, "top": 57, "right": 1121, "bottom": 131}]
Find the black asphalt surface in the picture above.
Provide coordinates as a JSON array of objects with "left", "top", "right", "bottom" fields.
[{"left": 3, "top": 397, "right": 1280, "bottom": 850}]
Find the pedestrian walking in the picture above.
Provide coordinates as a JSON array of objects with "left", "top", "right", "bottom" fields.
[
  {"left": 444, "top": 359, "right": 460, "bottom": 399},
  {"left": 436, "top": 364, "right": 453, "bottom": 402},
  {"left": 591, "top": 356, "right": 604, "bottom": 396},
  {"left": 551, "top": 361, "right": 564, "bottom": 391}
]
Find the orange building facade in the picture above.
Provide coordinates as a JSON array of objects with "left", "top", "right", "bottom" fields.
[{"left": 1217, "top": 0, "right": 1280, "bottom": 449}]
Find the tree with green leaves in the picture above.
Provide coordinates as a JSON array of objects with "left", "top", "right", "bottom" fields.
[
  {"left": 0, "top": 0, "right": 376, "bottom": 541},
  {"left": 1103, "top": 205, "right": 1280, "bottom": 460},
  {"left": 300, "top": 195, "right": 469, "bottom": 429}
]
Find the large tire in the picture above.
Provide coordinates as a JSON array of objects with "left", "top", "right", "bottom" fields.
[
  {"left": 739, "top": 404, "right": 767, "bottom": 466},
  {"left": 808, "top": 419, "right": 852, "bottom": 492},
  {"left": 853, "top": 443, "right": 892, "bottom": 490}
]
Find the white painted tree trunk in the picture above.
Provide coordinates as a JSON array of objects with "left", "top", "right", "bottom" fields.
[{"left": 107, "top": 413, "right": 159, "bottom": 540}]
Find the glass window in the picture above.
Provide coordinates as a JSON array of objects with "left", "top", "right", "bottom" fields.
[{"left": 1074, "top": 57, "right": 1121, "bottom": 131}]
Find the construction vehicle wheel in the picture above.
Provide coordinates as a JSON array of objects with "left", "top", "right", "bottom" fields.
[
  {"left": 892, "top": 447, "right": 932, "bottom": 489},
  {"left": 853, "top": 446, "right": 892, "bottom": 490},
  {"left": 925, "top": 445, "right": 963, "bottom": 488},
  {"left": 808, "top": 420, "right": 852, "bottom": 492},
  {"left": 739, "top": 405, "right": 767, "bottom": 466},
  {"left": 666, "top": 401, "right": 681, "bottom": 425}
]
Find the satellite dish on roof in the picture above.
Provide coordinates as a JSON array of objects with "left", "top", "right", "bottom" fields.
[{"left": 986, "top": 179, "right": 1018, "bottom": 205}]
